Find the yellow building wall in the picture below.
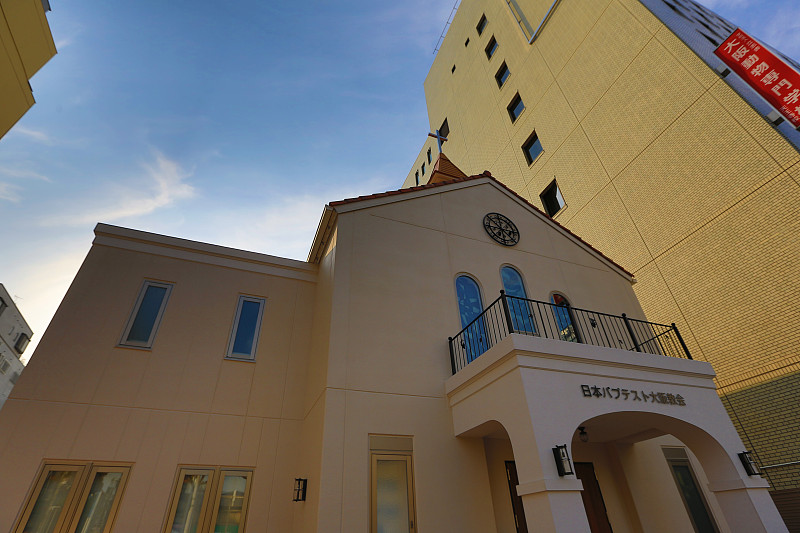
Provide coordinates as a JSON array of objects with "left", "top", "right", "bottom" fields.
[
  {"left": 0, "top": 0, "right": 56, "bottom": 139},
  {"left": 412, "top": 0, "right": 800, "bottom": 495}
]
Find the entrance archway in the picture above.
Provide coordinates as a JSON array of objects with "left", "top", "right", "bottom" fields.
[{"left": 568, "top": 411, "right": 782, "bottom": 533}]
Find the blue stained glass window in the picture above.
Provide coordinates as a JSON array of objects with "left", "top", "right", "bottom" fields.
[
  {"left": 501, "top": 267, "right": 536, "bottom": 334},
  {"left": 126, "top": 284, "right": 168, "bottom": 344},
  {"left": 456, "top": 276, "right": 487, "bottom": 361},
  {"left": 551, "top": 293, "right": 578, "bottom": 343},
  {"left": 230, "top": 299, "right": 263, "bottom": 357}
]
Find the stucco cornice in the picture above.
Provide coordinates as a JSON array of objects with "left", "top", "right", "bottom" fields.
[{"left": 93, "top": 223, "right": 317, "bottom": 282}]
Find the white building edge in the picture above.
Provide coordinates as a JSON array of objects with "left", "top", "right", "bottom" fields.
[{"left": 0, "top": 284, "right": 32, "bottom": 411}]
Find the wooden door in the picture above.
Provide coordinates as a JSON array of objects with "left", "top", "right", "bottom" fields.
[
  {"left": 575, "top": 462, "right": 613, "bottom": 533},
  {"left": 504, "top": 461, "right": 528, "bottom": 533}
]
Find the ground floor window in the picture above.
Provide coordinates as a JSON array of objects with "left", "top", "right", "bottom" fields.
[
  {"left": 663, "top": 448, "right": 719, "bottom": 533},
  {"left": 163, "top": 466, "right": 252, "bottom": 533},
  {"left": 13, "top": 461, "right": 131, "bottom": 533},
  {"left": 370, "top": 435, "right": 416, "bottom": 533}
]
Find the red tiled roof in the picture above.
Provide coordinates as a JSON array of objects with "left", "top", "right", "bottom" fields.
[
  {"left": 429, "top": 152, "right": 468, "bottom": 184},
  {"left": 329, "top": 161, "right": 634, "bottom": 278}
]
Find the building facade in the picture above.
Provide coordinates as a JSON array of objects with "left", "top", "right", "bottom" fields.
[
  {"left": 0, "top": 0, "right": 57, "bottom": 139},
  {"left": 0, "top": 284, "right": 32, "bottom": 410},
  {"left": 0, "top": 173, "right": 788, "bottom": 532},
  {"left": 404, "top": 0, "right": 800, "bottom": 523}
]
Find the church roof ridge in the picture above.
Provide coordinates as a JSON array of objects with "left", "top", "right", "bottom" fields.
[{"left": 327, "top": 163, "right": 633, "bottom": 278}]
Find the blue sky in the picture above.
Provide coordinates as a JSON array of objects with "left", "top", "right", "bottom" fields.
[{"left": 1, "top": 0, "right": 798, "bottom": 358}]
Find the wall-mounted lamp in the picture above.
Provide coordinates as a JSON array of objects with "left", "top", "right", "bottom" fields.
[
  {"left": 293, "top": 478, "right": 308, "bottom": 501},
  {"left": 578, "top": 426, "right": 589, "bottom": 443},
  {"left": 553, "top": 444, "right": 574, "bottom": 476},
  {"left": 738, "top": 451, "right": 761, "bottom": 476}
]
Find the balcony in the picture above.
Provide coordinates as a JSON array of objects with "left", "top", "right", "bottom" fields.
[{"left": 448, "top": 291, "right": 691, "bottom": 374}]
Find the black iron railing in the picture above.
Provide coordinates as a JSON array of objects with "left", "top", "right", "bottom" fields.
[{"left": 448, "top": 291, "right": 692, "bottom": 374}]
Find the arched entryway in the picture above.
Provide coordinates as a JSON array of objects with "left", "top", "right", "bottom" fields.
[{"left": 568, "top": 411, "right": 782, "bottom": 533}]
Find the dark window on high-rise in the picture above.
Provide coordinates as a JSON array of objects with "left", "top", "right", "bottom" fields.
[
  {"left": 452, "top": 64, "right": 456, "bottom": 73},
  {"left": 522, "top": 131, "right": 543, "bottom": 165},
  {"left": 14, "top": 333, "right": 30, "bottom": 355},
  {"left": 427, "top": 148, "right": 432, "bottom": 163},
  {"left": 476, "top": 14, "right": 487, "bottom": 35},
  {"left": 421, "top": 163, "right": 426, "bottom": 176},
  {"left": 540, "top": 179, "right": 566, "bottom": 217},
  {"left": 439, "top": 118, "right": 450, "bottom": 139},
  {"left": 415, "top": 171, "right": 419, "bottom": 186},
  {"left": 507, "top": 93, "right": 525, "bottom": 122},
  {"left": 464, "top": 38, "right": 470, "bottom": 47},
  {"left": 485, "top": 36, "right": 498, "bottom": 59},
  {"left": 495, "top": 62, "right": 510, "bottom": 88}
]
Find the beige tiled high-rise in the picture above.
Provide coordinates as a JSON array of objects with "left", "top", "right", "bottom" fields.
[{"left": 406, "top": 0, "right": 800, "bottom": 522}]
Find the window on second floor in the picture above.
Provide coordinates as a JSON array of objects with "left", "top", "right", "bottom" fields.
[
  {"left": 120, "top": 280, "right": 173, "bottom": 349},
  {"left": 551, "top": 293, "right": 578, "bottom": 343},
  {"left": 226, "top": 296, "right": 266, "bottom": 360},
  {"left": 501, "top": 266, "right": 536, "bottom": 334},
  {"left": 456, "top": 275, "right": 487, "bottom": 361}
]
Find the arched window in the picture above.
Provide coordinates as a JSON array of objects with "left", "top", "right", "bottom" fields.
[
  {"left": 551, "top": 293, "right": 579, "bottom": 343},
  {"left": 501, "top": 266, "right": 536, "bottom": 334},
  {"left": 456, "top": 275, "right": 487, "bottom": 361},
  {"left": 456, "top": 276, "right": 483, "bottom": 328}
]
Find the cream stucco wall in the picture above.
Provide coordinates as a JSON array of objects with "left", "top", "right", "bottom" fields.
[{"left": 0, "top": 225, "right": 318, "bottom": 532}]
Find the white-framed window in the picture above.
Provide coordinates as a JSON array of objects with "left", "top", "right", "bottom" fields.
[
  {"left": 15, "top": 332, "right": 30, "bottom": 355},
  {"left": 370, "top": 435, "right": 416, "bottom": 533},
  {"left": 162, "top": 466, "right": 253, "bottom": 533},
  {"left": 226, "top": 296, "right": 266, "bottom": 360},
  {"left": 119, "top": 280, "right": 173, "bottom": 349},
  {"left": 13, "top": 461, "right": 131, "bottom": 533}
]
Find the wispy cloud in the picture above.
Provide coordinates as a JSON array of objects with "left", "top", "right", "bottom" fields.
[
  {"left": 199, "top": 176, "right": 391, "bottom": 261},
  {"left": 764, "top": 6, "right": 800, "bottom": 59},
  {"left": 42, "top": 151, "right": 196, "bottom": 226},
  {"left": 0, "top": 182, "right": 21, "bottom": 202},
  {"left": 0, "top": 166, "right": 51, "bottom": 182},
  {"left": 11, "top": 126, "right": 53, "bottom": 144}
]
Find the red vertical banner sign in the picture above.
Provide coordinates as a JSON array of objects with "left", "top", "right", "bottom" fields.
[{"left": 715, "top": 29, "right": 800, "bottom": 128}]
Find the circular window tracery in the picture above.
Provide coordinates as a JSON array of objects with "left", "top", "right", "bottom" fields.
[{"left": 483, "top": 213, "right": 519, "bottom": 246}]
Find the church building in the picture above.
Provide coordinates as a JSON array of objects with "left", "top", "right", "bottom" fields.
[{"left": 0, "top": 160, "right": 788, "bottom": 532}]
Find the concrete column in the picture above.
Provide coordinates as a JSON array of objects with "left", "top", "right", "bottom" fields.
[
  {"left": 517, "top": 478, "right": 591, "bottom": 533},
  {"left": 708, "top": 479, "right": 788, "bottom": 533}
]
